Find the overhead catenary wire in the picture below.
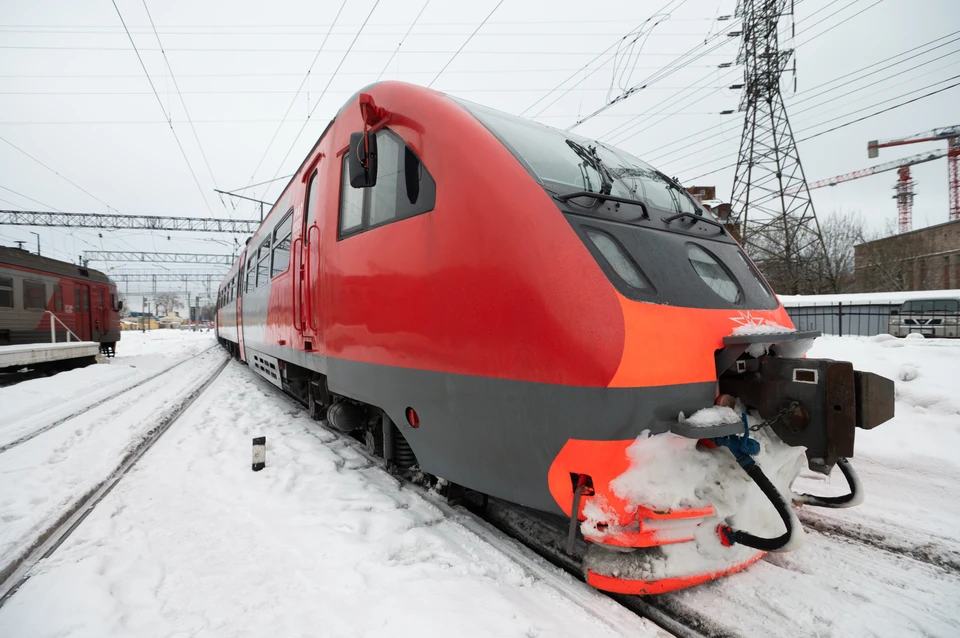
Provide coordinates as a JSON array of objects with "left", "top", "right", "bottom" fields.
[
  {"left": 427, "top": 0, "right": 503, "bottom": 88},
  {"left": 141, "top": 0, "right": 223, "bottom": 210},
  {"left": 0, "top": 135, "right": 120, "bottom": 213},
  {"left": 568, "top": 9, "right": 740, "bottom": 130},
  {"left": 243, "top": 0, "right": 348, "bottom": 200},
  {"left": 110, "top": 0, "right": 214, "bottom": 216},
  {"left": 377, "top": 1, "right": 430, "bottom": 82},
  {"left": 263, "top": 0, "right": 381, "bottom": 197},
  {"left": 519, "top": 0, "right": 691, "bottom": 119}
]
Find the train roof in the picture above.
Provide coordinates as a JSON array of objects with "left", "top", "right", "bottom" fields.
[{"left": 0, "top": 245, "right": 114, "bottom": 285}]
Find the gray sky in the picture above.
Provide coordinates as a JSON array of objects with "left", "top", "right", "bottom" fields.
[{"left": 1, "top": 0, "right": 958, "bottom": 295}]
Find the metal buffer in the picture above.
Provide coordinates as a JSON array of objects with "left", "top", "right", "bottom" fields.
[{"left": 867, "top": 126, "right": 960, "bottom": 232}]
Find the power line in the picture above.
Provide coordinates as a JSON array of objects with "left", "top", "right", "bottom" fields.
[
  {"left": 667, "top": 70, "right": 960, "bottom": 177},
  {"left": 428, "top": 1, "right": 503, "bottom": 88},
  {"left": 110, "top": 0, "right": 214, "bottom": 216},
  {"left": 141, "top": 0, "right": 222, "bottom": 207},
  {"left": 569, "top": 8, "right": 740, "bottom": 130},
  {"left": 797, "top": 77, "right": 960, "bottom": 142},
  {"left": 0, "top": 135, "right": 120, "bottom": 212},
  {"left": 0, "top": 185, "right": 63, "bottom": 211},
  {"left": 675, "top": 77, "right": 959, "bottom": 184},
  {"left": 518, "top": 0, "right": 688, "bottom": 118},
  {"left": 244, "top": 0, "right": 347, "bottom": 200},
  {"left": 378, "top": 1, "right": 431, "bottom": 82},
  {"left": 644, "top": 37, "right": 960, "bottom": 166},
  {"left": 264, "top": 0, "right": 381, "bottom": 192},
  {"left": 0, "top": 45, "right": 732, "bottom": 55}
]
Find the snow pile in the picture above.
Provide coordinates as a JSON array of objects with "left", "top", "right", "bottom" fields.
[
  {"left": 678, "top": 405, "right": 742, "bottom": 428},
  {"left": 581, "top": 423, "right": 807, "bottom": 581}
]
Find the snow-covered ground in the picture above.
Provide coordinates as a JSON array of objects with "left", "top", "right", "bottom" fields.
[
  {"left": 0, "top": 330, "right": 215, "bottom": 448},
  {"left": 0, "top": 361, "right": 660, "bottom": 638},
  {"left": 0, "top": 332, "right": 958, "bottom": 637}
]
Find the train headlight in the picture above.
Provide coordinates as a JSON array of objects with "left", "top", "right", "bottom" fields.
[
  {"left": 889, "top": 318, "right": 900, "bottom": 325},
  {"left": 946, "top": 317, "right": 958, "bottom": 325}
]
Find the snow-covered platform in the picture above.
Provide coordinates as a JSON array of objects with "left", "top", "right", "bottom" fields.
[{"left": 0, "top": 341, "right": 99, "bottom": 370}]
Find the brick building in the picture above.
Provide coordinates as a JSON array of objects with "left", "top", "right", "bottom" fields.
[{"left": 854, "top": 218, "right": 960, "bottom": 291}]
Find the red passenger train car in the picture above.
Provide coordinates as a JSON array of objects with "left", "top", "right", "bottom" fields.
[
  {"left": 0, "top": 245, "right": 120, "bottom": 355},
  {"left": 216, "top": 82, "right": 893, "bottom": 594}
]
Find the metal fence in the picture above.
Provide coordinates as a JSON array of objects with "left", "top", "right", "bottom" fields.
[{"left": 784, "top": 303, "right": 899, "bottom": 337}]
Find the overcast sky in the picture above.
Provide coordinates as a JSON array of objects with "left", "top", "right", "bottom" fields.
[{"left": 0, "top": 0, "right": 957, "bottom": 298}]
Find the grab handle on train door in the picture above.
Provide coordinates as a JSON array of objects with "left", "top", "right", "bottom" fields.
[
  {"left": 306, "top": 224, "right": 320, "bottom": 331},
  {"left": 292, "top": 236, "right": 303, "bottom": 333}
]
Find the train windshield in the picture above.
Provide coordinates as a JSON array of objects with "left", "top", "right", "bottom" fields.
[{"left": 455, "top": 98, "right": 704, "bottom": 219}]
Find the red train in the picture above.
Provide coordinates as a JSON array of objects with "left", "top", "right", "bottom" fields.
[
  {"left": 216, "top": 82, "right": 893, "bottom": 594},
  {"left": 0, "top": 245, "right": 120, "bottom": 355}
]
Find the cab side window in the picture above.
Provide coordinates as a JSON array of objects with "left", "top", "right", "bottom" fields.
[{"left": 338, "top": 128, "right": 436, "bottom": 239}]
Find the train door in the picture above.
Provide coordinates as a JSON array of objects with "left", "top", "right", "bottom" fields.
[
  {"left": 74, "top": 284, "right": 91, "bottom": 341},
  {"left": 236, "top": 251, "right": 247, "bottom": 362},
  {"left": 299, "top": 165, "right": 321, "bottom": 349}
]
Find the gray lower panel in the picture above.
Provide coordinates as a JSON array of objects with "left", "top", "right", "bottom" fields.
[{"left": 326, "top": 357, "right": 716, "bottom": 515}]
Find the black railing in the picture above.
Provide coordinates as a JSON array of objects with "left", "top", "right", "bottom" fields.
[{"left": 784, "top": 303, "right": 900, "bottom": 337}]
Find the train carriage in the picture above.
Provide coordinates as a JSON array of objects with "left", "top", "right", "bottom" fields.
[
  {"left": 0, "top": 246, "right": 120, "bottom": 355},
  {"left": 216, "top": 81, "right": 894, "bottom": 594}
]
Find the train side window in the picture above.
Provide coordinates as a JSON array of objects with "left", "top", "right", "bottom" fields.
[
  {"left": 24, "top": 279, "right": 46, "bottom": 310},
  {"left": 0, "top": 276, "right": 13, "bottom": 309},
  {"left": 339, "top": 155, "right": 364, "bottom": 236},
  {"left": 75, "top": 288, "right": 81, "bottom": 311},
  {"left": 82, "top": 288, "right": 89, "bottom": 312},
  {"left": 245, "top": 258, "right": 255, "bottom": 294},
  {"left": 368, "top": 129, "right": 436, "bottom": 229},
  {"left": 55, "top": 285, "right": 63, "bottom": 311},
  {"left": 272, "top": 210, "right": 294, "bottom": 277},
  {"left": 338, "top": 128, "right": 436, "bottom": 239},
  {"left": 256, "top": 239, "right": 271, "bottom": 287}
]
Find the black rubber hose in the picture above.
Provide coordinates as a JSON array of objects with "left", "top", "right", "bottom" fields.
[
  {"left": 794, "top": 457, "right": 861, "bottom": 508},
  {"left": 721, "top": 459, "right": 795, "bottom": 551}
]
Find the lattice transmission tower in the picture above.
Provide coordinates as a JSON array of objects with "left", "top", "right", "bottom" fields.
[{"left": 729, "top": 0, "right": 829, "bottom": 294}]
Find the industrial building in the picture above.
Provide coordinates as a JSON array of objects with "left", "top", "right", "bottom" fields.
[{"left": 854, "top": 218, "right": 960, "bottom": 291}]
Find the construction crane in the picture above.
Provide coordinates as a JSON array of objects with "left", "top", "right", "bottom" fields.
[
  {"left": 786, "top": 149, "right": 947, "bottom": 233},
  {"left": 868, "top": 126, "right": 960, "bottom": 232}
]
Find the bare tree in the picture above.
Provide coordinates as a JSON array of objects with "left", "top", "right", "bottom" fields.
[
  {"left": 155, "top": 292, "right": 182, "bottom": 316},
  {"left": 818, "top": 210, "right": 868, "bottom": 293}
]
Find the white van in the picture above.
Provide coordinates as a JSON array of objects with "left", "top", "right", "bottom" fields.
[{"left": 888, "top": 298, "right": 959, "bottom": 338}]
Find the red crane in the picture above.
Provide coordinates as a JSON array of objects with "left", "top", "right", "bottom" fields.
[
  {"left": 785, "top": 149, "right": 947, "bottom": 232},
  {"left": 868, "top": 126, "right": 960, "bottom": 232}
]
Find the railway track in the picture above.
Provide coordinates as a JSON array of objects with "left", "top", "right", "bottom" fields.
[
  {"left": 251, "top": 366, "right": 960, "bottom": 637},
  {"left": 0, "top": 356, "right": 229, "bottom": 605},
  {"left": 257, "top": 371, "right": 716, "bottom": 638},
  {"left": 0, "top": 344, "right": 219, "bottom": 454},
  {"left": 798, "top": 510, "right": 960, "bottom": 574}
]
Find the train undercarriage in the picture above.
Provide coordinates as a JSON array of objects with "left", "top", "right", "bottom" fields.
[{"left": 220, "top": 328, "right": 895, "bottom": 595}]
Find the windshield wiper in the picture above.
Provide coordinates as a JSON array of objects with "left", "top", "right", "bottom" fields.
[
  {"left": 566, "top": 140, "right": 615, "bottom": 196},
  {"left": 554, "top": 190, "right": 649, "bottom": 217}
]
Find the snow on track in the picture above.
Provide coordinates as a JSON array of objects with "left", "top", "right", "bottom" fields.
[
  {"left": 0, "top": 331, "right": 216, "bottom": 449},
  {"left": 0, "top": 346, "right": 227, "bottom": 585},
  {"left": 0, "top": 362, "right": 663, "bottom": 638}
]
